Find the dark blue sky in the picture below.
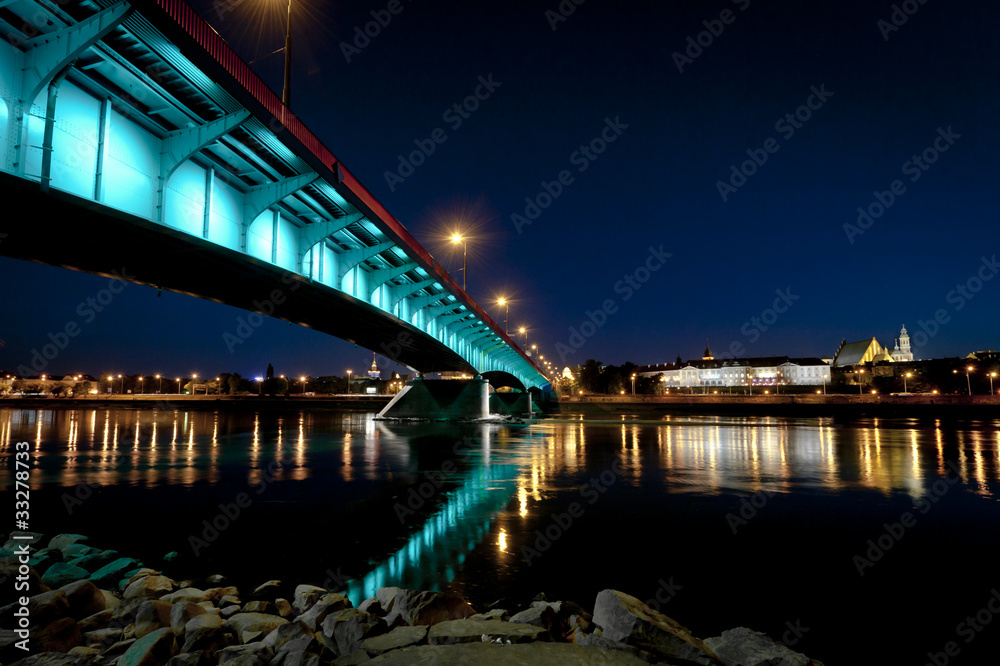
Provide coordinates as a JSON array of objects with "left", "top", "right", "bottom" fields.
[{"left": 3, "top": 0, "right": 999, "bottom": 380}]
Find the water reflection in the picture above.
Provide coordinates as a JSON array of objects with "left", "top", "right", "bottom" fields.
[{"left": 2, "top": 408, "right": 1000, "bottom": 599}]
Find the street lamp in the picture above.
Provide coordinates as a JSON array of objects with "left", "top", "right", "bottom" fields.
[
  {"left": 118, "top": 374, "right": 123, "bottom": 394},
  {"left": 282, "top": 0, "right": 292, "bottom": 108},
  {"left": 256, "top": 377, "right": 263, "bottom": 395},
  {"left": 300, "top": 376, "right": 307, "bottom": 394},
  {"left": 855, "top": 368, "right": 864, "bottom": 395},
  {"left": 451, "top": 233, "right": 467, "bottom": 291},
  {"left": 346, "top": 370, "right": 352, "bottom": 394},
  {"left": 954, "top": 367, "right": 973, "bottom": 395},
  {"left": 990, "top": 372, "right": 997, "bottom": 395},
  {"left": 138, "top": 376, "right": 143, "bottom": 395},
  {"left": 497, "top": 298, "right": 509, "bottom": 334},
  {"left": 631, "top": 373, "right": 636, "bottom": 395},
  {"left": 904, "top": 372, "right": 911, "bottom": 394},
  {"left": 156, "top": 374, "right": 162, "bottom": 394},
  {"left": 176, "top": 377, "right": 181, "bottom": 394},
  {"left": 519, "top": 326, "right": 527, "bottom": 349}
]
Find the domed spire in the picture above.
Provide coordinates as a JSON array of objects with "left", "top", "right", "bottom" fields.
[{"left": 702, "top": 340, "right": 714, "bottom": 361}]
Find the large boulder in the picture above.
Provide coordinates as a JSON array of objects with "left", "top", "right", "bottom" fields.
[
  {"left": 21, "top": 590, "right": 70, "bottom": 627},
  {"left": 40, "top": 563, "right": 89, "bottom": 589},
  {"left": 216, "top": 643, "right": 273, "bottom": 665},
  {"left": 592, "top": 589, "right": 723, "bottom": 665},
  {"left": 180, "top": 613, "right": 227, "bottom": 655},
  {"left": 48, "top": 535, "right": 89, "bottom": 556},
  {"left": 124, "top": 575, "right": 175, "bottom": 601},
  {"left": 170, "top": 602, "right": 207, "bottom": 635},
  {"left": 705, "top": 627, "right": 826, "bottom": 666},
  {"left": 226, "top": 613, "right": 288, "bottom": 642},
  {"left": 117, "top": 627, "right": 176, "bottom": 666},
  {"left": 59, "top": 580, "right": 107, "bottom": 619},
  {"left": 135, "top": 600, "right": 174, "bottom": 639},
  {"left": 320, "top": 609, "right": 386, "bottom": 657},
  {"left": 160, "top": 588, "right": 207, "bottom": 605},
  {"left": 361, "top": 625, "right": 428, "bottom": 656},
  {"left": 427, "top": 619, "right": 549, "bottom": 645},
  {"left": 33, "top": 617, "right": 83, "bottom": 653},
  {"left": 292, "top": 585, "right": 328, "bottom": 615},
  {"left": 297, "top": 593, "right": 352, "bottom": 632},
  {"left": 374, "top": 588, "right": 475, "bottom": 626},
  {"left": 88, "top": 558, "right": 140, "bottom": 589},
  {"left": 67, "top": 550, "right": 120, "bottom": 573}
]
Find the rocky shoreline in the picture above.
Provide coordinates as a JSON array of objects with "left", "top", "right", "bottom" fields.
[{"left": 2, "top": 532, "right": 825, "bottom": 665}]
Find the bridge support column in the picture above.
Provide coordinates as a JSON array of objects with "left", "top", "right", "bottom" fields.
[{"left": 376, "top": 377, "right": 490, "bottom": 420}]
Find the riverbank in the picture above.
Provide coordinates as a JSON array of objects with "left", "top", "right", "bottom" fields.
[
  {"left": 2, "top": 532, "right": 825, "bottom": 665},
  {"left": 0, "top": 394, "right": 391, "bottom": 412},
  {"left": 560, "top": 393, "right": 1000, "bottom": 419}
]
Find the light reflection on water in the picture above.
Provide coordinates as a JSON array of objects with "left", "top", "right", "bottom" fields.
[{"left": 2, "top": 408, "right": 1000, "bottom": 599}]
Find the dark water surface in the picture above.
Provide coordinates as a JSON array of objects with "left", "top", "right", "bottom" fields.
[{"left": 3, "top": 406, "right": 1000, "bottom": 664}]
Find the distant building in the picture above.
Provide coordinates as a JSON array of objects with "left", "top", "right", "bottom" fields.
[
  {"left": 832, "top": 338, "right": 893, "bottom": 367},
  {"left": 637, "top": 356, "right": 831, "bottom": 388},
  {"left": 890, "top": 325, "right": 914, "bottom": 362},
  {"left": 367, "top": 353, "right": 381, "bottom": 379}
]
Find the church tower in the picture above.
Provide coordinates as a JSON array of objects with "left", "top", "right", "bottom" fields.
[{"left": 891, "top": 325, "right": 914, "bottom": 362}]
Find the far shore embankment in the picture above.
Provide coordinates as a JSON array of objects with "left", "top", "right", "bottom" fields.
[
  {"left": 0, "top": 394, "right": 392, "bottom": 411},
  {"left": 559, "top": 393, "right": 1000, "bottom": 419}
]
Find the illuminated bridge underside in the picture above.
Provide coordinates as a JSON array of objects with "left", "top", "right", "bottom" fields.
[{"left": 0, "top": 0, "right": 547, "bottom": 389}]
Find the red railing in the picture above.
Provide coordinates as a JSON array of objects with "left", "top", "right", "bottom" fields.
[{"left": 152, "top": 0, "right": 543, "bottom": 376}]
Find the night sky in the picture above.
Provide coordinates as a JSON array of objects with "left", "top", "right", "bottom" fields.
[{"left": 3, "top": 0, "right": 999, "bottom": 380}]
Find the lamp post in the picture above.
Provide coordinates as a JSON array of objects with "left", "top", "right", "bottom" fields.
[
  {"left": 138, "top": 376, "right": 143, "bottom": 395},
  {"left": 257, "top": 377, "right": 263, "bottom": 395},
  {"left": 156, "top": 374, "right": 162, "bottom": 394},
  {"left": 176, "top": 377, "right": 181, "bottom": 394},
  {"left": 631, "top": 373, "right": 636, "bottom": 395},
  {"left": 118, "top": 374, "right": 123, "bottom": 394},
  {"left": 300, "top": 376, "right": 307, "bottom": 394},
  {"left": 990, "top": 372, "right": 997, "bottom": 395},
  {"left": 451, "top": 233, "right": 467, "bottom": 291},
  {"left": 282, "top": 0, "right": 292, "bottom": 108},
  {"left": 903, "top": 372, "right": 911, "bottom": 394},
  {"left": 954, "top": 367, "right": 973, "bottom": 395},
  {"left": 855, "top": 368, "right": 864, "bottom": 395},
  {"left": 346, "top": 370, "right": 352, "bottom": 394},
  {"left": 519, "top": 326, "right": 527, "bottom": 350},
  {"left": 497, "top": 298, "right": 509, "bottom": 334}
]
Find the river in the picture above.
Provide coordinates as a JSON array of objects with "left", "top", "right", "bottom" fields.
[{"left": 3, "top": 405, "right": 1000, "bottom": 664}]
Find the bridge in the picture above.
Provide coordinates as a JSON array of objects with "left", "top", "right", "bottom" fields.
[{"left": 0, "top": 0, "right": 549, "bottom": 396}]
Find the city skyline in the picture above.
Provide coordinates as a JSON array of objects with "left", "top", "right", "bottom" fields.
[{"left": 2, "top": 0, "right": 998, "bottom": 379}]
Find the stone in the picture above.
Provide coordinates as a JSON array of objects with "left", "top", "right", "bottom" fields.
[
  {"left": 78, "top": 608, "right": 113, "bottom": 633},
  {"left": 361, "top": 625, "right": 428, "bottom": 655},
  {"left": 510, "top": 605, "right": 556, "bottom": 628},
  {"left": 67, "top": 645, "right": 102, "bottom": 659},
  {"left": 293, "top": 585, "right": 328, "bottom": 614},
  {"left": 331, "top": 650, "right": 371, "bottom": 665},
  {"left": 252, "top": 579, "right": 283, "bottom": 599},
  {"left": 427, "top": 619, "right": 549, "bottom": 645},
  {"left": 41, "top": 563, "right": 90, "bottom": 588},
  {"left": 7, "top": 654, "right": 92, "bottom": 666},
  {"left": 275, "top": 598, "right": 293, "bottom": 618},
  {"left": 34, "top": 617, "right": 83, "bottom": 653},
  {"left": 279, "top": 651, "right": 323, "bottom": 666},
  {"left": 180, "top": 614, "right": 227, "bottom": 655},
  {"left": 220, "top": 595, "right": 241, "bottom": 608},
  {"left": 28, "top": 547, "right": 64, "bottom": 573},
  {"left": 226, "top": 612, "right": 288, "bottom": 641},
  {"left": 163, "top": 551, "right": 180, "bottom": 562},
  {"left": 203, "top": 587, "right": 240, "bottom": 603},
  {"left": 375, "top": 588, "right": 475, "bottom": 627},
  {"left": 164, "top": 652, "right": 203, "bottom": 666},
  {"left": 705, "top": 627, "right": 826, "bottom": 666},
  {"left": 320, "top": 609, "right": 387, "bottom": 657},
  {"left": 574, "top": 631, "right": 658, "bottom": 662},
  {"left": 0, "top": 559, "right": 47, "bottom": 596},
  {"left": 126, "top": 569, "right": 164, "bottom": 586},
  {"left": 102, "top": 590, "right": 121, "bottom": 613},
  {"left": 261, "top": 621, "right": 314, "bottom": 651},
  {"left": 67, "top": 549, "right": 120, "bottom": 573},
  {"left": 206, "top": 574, "right": 228, "bottom": 586},
  {"left": 62, "top": 544, "right": 97, "bottom": 561},
  {"left": 361, "top": 642, "right": 650, "bottom": 664},
  {"left": 161, "top": 588, "right": 207, "bottom": 605},
  {"left": 48, "top": 534, "right": 89, "bottom": 555},
  {"left": 298, "top": 593, "right": 352, "bottom": 632},
  {"left": 84, "top": 627, "right": 124, "bottom": 646},
  {"left": 471, "top": 608, "right": 509, "bottom": 621},
  {"left": 135, "top": 600, "right": 174, "bottom": 639},
  {"left": 59, "top": 579, "right": 107, "bottom": 619},
  {"left": 242, "top": 601, "right": 275, "bottom": 614},
  {"left": 220, "top": 605, "right": 241, "bottom": 618},
  {"left": 124, "top": 575, "right": 175, "bottom": 600},
  {"left": 241, "top": 630, "right": 264, "bottom": 644},
  {"left": 217, "top": 643, "right": 273, "bottom": 665},
  {"left": 89, "top": 558, "right": 140, "bottom": 589},
  {"left": 357, "top": 598, "right": 382, "bottom": 615},
  {"left": 592, "top": 589, "right": 723, "bottom": 665},
  {"left": 170, "top": 601, "right": 207, "bottom": 635},
  {"left": 118, "top": 627, "right": 176, "bottom": 666},
  {"left": 24, "top": 589, "right": 70, "bottom": 626}
]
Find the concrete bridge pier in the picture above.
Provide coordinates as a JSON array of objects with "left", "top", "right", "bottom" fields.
[{"left": 377, "top": 377, "right": 490, "bottom": 420}]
